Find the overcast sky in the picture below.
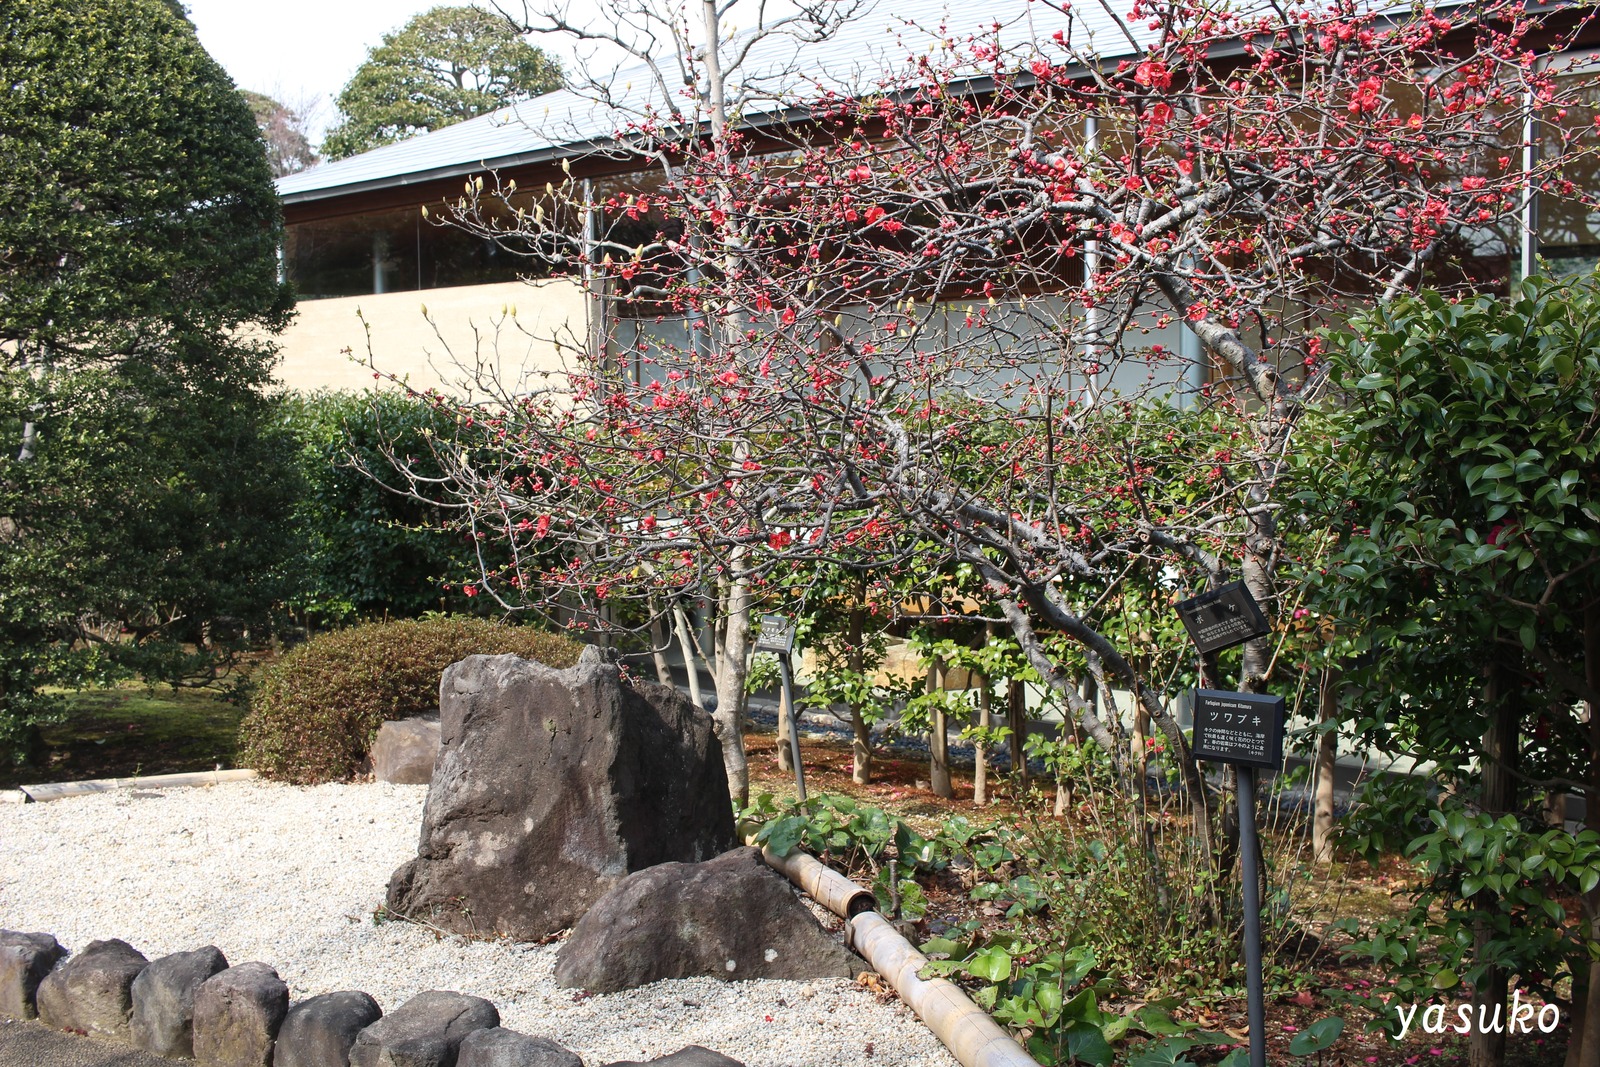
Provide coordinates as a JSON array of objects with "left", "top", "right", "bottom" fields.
[
  {"left": 182, "top": 1, "right": 605, "bottom": 143},
  {"left": 183, "top": 1, "right": 428, "bottom": 139}
]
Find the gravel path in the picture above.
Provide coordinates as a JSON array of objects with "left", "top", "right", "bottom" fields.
[{"left": 0, "top": 781, "right": 958, "bottom": 1067}]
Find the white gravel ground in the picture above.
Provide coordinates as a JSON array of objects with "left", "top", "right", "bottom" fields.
[{"left": 0, "top": 780, "right": 957, "bottom": 1067}]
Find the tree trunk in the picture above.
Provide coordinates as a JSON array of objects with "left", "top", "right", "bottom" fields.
[
  {"left": 647, "top": 607, "right": 673, "bottom": 686},
  {"left": 696, "top": 0, "right": 750, "bottom": 809},
  {"left": 1057, "top": 676, "right": 1090, "bottom": 815},
  {"left": 1008, "top": 677, "right": 1029, "bottom": 789},
  {"left": 1133, "top": 699, "right": 1150, "bottom": 811},
  {"left": 1471, "top": 659, "right": 1518, "bottom": 1067},
  {"left": 849, "top": 607, "right": 871, "bottom": 784},
  {"left": 974, "top": 667, "right": 990, "bottom": 807},
  {"left": 710, "top": 574, "right": 752, "bottom": 807},
  {"left": 776, "top": 666, "right": 795, "bottom": 773},
  {"left": 1313, "top": 666, "right": 1340, "bottom": 866},
  {"left": 850, "top": 711, "right": 873, "bottom": 785},
  {"left": 1566, "top": 968, "right": 1591, "bottom": 1067},
  {"left": 927, "top": 659, "right": 953, "bottom": 798},
  {"left": 669, "top": 600, "right": 704, "bottom": 711}
]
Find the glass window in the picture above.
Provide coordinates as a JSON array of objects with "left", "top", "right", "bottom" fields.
[{"left": 284, "top": 198, "right": 562, "bottom": 300}]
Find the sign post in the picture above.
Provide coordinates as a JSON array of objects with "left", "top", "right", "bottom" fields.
[
  {"left": 754, "top": 614, "right": 806, "bottom": 802},
  {"left": 1173, "top": 583, "right": 1278, "bottom": 1067}
]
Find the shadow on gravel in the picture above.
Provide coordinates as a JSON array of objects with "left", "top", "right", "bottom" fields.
[{"left": 0, "top": 1020, "right": 167, "bottom": 1067}]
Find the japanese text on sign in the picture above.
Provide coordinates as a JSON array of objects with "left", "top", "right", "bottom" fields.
[
  {"left": 754, "top": 614, "right": 797, "bottom": 655},
  {"left": 1173, "top": 582, "right": 1270, "bottom": 655},
  {"left": 1191, "top": 689, "right": 1285, "bottom": 770}
]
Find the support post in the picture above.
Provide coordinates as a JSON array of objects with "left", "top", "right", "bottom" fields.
[{"left": 1237, "top": 767, "right": 1266, "bottom": 1067}]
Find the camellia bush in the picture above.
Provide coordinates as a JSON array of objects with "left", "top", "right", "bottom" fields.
[{"left": 1291, "top": 271, "right": 1600, "bottom": 1063}]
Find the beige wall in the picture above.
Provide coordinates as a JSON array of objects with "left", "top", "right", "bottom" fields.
[{"left": 272, "top": 278, "right": 588, "bottom": 395}]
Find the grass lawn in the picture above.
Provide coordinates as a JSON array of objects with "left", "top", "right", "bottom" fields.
[{"left": 0, "top": 685, "right": 245, "bottom": 791}]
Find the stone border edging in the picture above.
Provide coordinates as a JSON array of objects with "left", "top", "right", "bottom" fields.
[
  {"left": 0, "top": 930, "right": 710, "bottom": 1067},
  {"left": 12, "top": 768, "right": 258, "bottom": 804}
]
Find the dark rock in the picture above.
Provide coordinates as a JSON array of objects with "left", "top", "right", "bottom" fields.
[
  {"left": 604, "top": 1048, "right": 746, "bottom": 1067},
  {"left": 386, "top": 648, "right": 736, "bottom": 940},
  {"left": 275, "top": 991, "right": 383, "bottom": 1067},
  {"left": 374, "top": 715, "right": 442, "bottom": 785},
  {"left": 457, "top": 1026, "right": 582, "bottom": 1067},
  {"left": 35, "top": 938, "right": 149, "bottom": 1039},
  {"left": 554, "top": 847, "right": 859, "bottom": 992},
  {"left": 129, "top": 945, "right": 228, "bottom": 1058},
  {"left": 348, "top": 990, "right": 498, "bottom": 1067},
  {"left": 191, "top": 963, "right": 288, "bottom": 1067},
  {"left": 0, "top": 930, "right": 67, "bottom": 1021}
]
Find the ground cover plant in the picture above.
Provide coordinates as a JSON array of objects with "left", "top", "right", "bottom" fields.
[{"left": 740, "top": 734, "right": 1584, "bottom": 1067}]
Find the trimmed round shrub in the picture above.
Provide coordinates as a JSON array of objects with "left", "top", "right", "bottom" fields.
[{"left": 240, "top": 616, "right": 583, "bottom": 783}]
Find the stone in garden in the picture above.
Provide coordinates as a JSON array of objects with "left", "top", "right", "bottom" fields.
[
  {"left": 129, "top": 944, "right": 229, "bottom": 1058},
  {"left": 35, "top": 938, "right": 149, "bottom": 1039},
  {"left": 0, "top": 930, "right": 67, "bottom": 1021},
  {"left": 457, "top": 1026, "right": 583, "bottom": 1067},
  {"left": 274, "top": 990, "right": 383, "bottom": 1067},
  {"left": 604, "top": 1048, "right": 746, "bottom": 1067},
  {"left": 374, "top": 715, "right": 442, "bottom": 785},
  {"left": 386, "top": 648, "right": 736, "bottom": 940},
  {"left": 554, "top": 846, "right": 859, "bottom": 993},
  {"left": 349, "top": 990, "right": 499, "bottom": 1067},
  {"left": 191, "top": 962, "right": 288, "bottom": 1067}
]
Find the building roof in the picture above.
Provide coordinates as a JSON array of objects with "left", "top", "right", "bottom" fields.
[{"left": 276, "top": 0, "right": 1149, "bottom": 205}]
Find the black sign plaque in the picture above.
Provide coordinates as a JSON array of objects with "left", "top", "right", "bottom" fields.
[
  {"left": 753, "top": 614, "right": 797, "bottom": 655},
  {"left": 1191, "top": 689, "right": 1285, "bottom": 770},
  {"left": 1173, "top": 581, "right": 1269, "bottom": 655}
]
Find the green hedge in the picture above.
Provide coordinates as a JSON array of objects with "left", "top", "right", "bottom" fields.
[
  {"left": 281, "top": 389, "right": 485, "bottom": 626},
  {"left": 240, "top": 616, "right": 583, "bottom": 783}
]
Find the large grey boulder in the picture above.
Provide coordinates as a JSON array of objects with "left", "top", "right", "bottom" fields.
[
  {"left": 385, "top": 648, "right": 736, "bottom": 940},
  {"left": 457, "top": 1027, "right": 582, "bottom": 1067},
  {"left": 35, "top": 938, "right": 149, "bottom": 1039},
  {"left": 129, "top": 945, "right": 229, "bottom": 1058},
  {"left": 604, "top": 1049, "right": 745, "bottom": 1067},
  {"left": 0, "top": 930, "right": 67, "bottom": 1021},
  {"left": 554, "top": 847, "right": 859, "bottom": 993},
  {"left": 348, "top": 990, "right": 498, "bottom": 1067},
  {"left": 191, "top": 962, "right": 288, "bottom": 1067},
  {"left": 275, "top": 990, "right": 383, "bottom": 1067},
  {"left": 373, "top": 715, "right": 441, "bottom": 785}
]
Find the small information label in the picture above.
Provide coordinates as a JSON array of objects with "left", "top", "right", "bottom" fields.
[
  {"left": 753, "top": 614, "right": 797, "bottom": 655},
  {"left": 1174, "top": 581, "right": 1270, "bottom": 654},
  {"left": 1191, "top": 689, "right": 1285, "bottom": 769}
]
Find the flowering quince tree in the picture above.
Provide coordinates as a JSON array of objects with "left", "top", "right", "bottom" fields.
[{"left": 384, "top": 0, "right": 1600, "bottom": 837}]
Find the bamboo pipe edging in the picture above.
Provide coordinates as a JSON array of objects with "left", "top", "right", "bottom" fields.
[
  {"left": 757, "top": 843, "right": 878, "bottom": 919},
  {"left": 746, "top": 835, "right": 1040, "bottom": 1067},
  {"left": 851, "top": 911, "right": 1040, "bottom": 1067}
]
